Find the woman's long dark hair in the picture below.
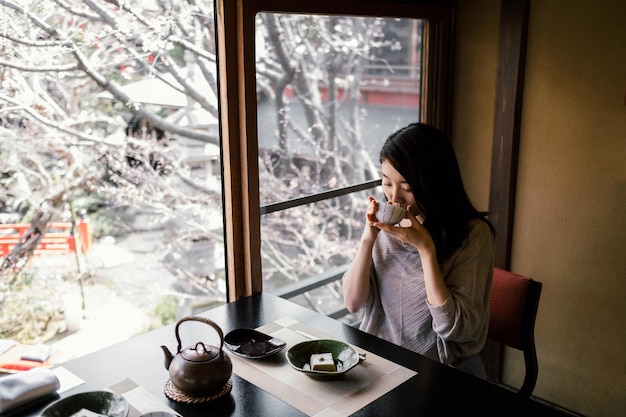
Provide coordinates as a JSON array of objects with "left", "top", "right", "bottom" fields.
[{"left": 379, "top": 123, "right": 495, "bottom": 262}]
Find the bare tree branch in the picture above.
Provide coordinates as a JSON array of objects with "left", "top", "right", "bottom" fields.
[{"left": 0, "top": 59, "right": 79, "bottom": 72}]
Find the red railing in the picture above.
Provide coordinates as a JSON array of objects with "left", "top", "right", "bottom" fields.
[{"left": 0, "top": 219, "right": 92, "bottom": 257}]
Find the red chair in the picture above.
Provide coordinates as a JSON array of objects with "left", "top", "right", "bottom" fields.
[{"left": 486, "top": 267, "right": 542, "bottom": 397}]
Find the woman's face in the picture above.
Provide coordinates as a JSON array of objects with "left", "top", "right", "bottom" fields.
[{"left": 381, "top": 160, "right": 422, "bottom": 217}]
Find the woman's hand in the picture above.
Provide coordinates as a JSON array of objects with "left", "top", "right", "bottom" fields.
[
  {"left": 371, "top": 204, "right": 434, "bottom": 253},
  {"left": 362, "top": 196, "right": 382, "bottom": 243}
]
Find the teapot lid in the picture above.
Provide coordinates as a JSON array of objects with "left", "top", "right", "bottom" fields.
[{"left": 181, "top": 342, "right": 219, "bottom": 362}]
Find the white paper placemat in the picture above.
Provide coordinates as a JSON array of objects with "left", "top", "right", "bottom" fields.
[{"left": 229, "top": 317, "right": 417, "bottom": 417}]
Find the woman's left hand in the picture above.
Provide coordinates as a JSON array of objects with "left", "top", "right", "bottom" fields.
[{"left": 372, "top": 204, "right": 435, "bottom": 253}]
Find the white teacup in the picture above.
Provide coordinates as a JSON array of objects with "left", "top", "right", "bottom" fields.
[{"left": 375, "top": 201, "right": 407, "bottom": 225}]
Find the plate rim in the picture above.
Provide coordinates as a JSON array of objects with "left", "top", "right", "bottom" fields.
[
  {"left": 40, "top": 390, "right": 129, "bottom": 417},
  {"left": 223, "top": 328, "right": 286, "bottom": 359},
  {"left": 286, "top": 338, "right": 360, "bottom": 377}
]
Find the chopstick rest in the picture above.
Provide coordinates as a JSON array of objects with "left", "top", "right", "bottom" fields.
[
  {"left": 19, "top": 344, "right": 53, "bottom": 362},
  {"left": 0, "top": 368, "right": 60, "bottom": 414}
]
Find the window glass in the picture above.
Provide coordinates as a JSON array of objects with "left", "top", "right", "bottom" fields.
[
  {"left": 255, "top": 13, "right": 423, "bottom": 315},
  {"left": 0, "top": 0, "right": 222, "bottom": 360}
]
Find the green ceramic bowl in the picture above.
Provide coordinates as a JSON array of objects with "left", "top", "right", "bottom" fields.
[
  {"left": 286, "top": 339, "right": 360, "bottom": 379},
  {"left": 40, "top": 391, "right": 129, "bottom": 417}
]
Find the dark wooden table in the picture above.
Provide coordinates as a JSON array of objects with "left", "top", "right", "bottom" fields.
[{"left": 17, "top": 292, "right": 567, "bottom": 417}]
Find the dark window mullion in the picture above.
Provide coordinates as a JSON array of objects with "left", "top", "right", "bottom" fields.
[{"left": 260, "top": 179, "right": 382, "bottom": 215}]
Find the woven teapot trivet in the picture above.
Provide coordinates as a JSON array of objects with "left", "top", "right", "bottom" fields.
[{"left": 164, "top": 378, "right": 232, "bottom": 404}]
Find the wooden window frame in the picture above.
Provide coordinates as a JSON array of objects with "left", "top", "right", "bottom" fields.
[{"left": 215, "top": 0, "right": 456, "bottom": 301}]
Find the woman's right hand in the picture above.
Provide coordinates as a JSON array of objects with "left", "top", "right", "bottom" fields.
[
  {"left": 343, "top": 196, "right": 380, "bottom": 313},
  {"left": 362, "top": 196, "right": 381, "bottom": 243}
]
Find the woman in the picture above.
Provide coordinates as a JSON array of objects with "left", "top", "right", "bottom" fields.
[{"left": 342, "top": 123, "right": 495, "bottom": 377}]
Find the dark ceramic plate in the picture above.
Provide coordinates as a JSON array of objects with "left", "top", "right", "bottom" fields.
[
  {"left": 286, "top": 339, "right": 360, "bottom": 379},
  {"left": 40, "top": 391, "right": 129, "bottom": 417},
  {"left": 224, "top": 328, "right": 286, "bottom": 359}
]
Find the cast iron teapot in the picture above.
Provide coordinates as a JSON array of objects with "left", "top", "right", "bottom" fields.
[{"left": 161, "top": 316, "right": 232, "bottom": 396}]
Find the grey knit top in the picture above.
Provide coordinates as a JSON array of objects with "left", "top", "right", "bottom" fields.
[{"left": 355, "top": 218, "right": 494, "bottom": 375}]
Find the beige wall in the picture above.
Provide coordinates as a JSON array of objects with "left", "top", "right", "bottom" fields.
[{"left": 453, "top": 1, "right": 626, "bottom": 416}]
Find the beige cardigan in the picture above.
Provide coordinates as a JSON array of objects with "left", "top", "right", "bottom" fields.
[{"left": 351, "top": 219, "right": 494, "bottom": 377}]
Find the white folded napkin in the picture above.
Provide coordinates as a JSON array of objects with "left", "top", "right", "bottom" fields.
[{"left": 0, "top": 368, "right": 60, "bottom": 414}]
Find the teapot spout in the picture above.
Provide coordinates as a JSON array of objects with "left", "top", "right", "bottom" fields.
[{"left": 161, "top": 345, "right": 174, "bottom": 370}]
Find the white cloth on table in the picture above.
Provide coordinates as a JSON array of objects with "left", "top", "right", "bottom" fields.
[{"left": 0, "top": 368, "right": 60, "bottom": 414}]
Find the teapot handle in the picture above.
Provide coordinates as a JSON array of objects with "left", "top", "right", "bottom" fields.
[{"left": 174, "top": 316, "right": 225, "bottom": 355}]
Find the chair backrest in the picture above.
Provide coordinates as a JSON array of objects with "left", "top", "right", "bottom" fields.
[{"left": 488, "top": 267, "right": 542, "bottom": 397}]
